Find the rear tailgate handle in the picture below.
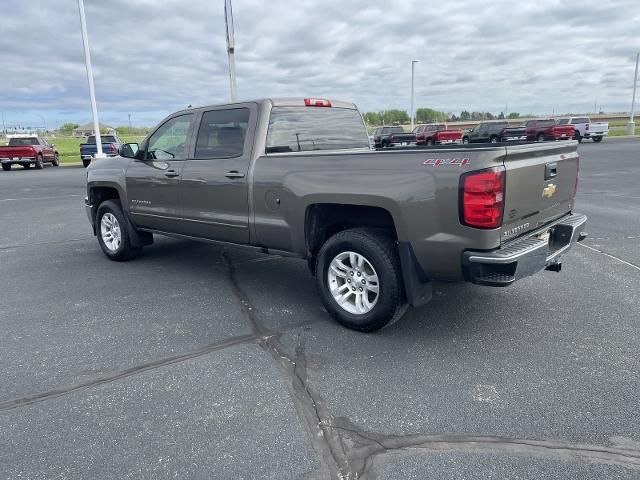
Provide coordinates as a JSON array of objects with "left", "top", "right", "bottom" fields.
[{"left": 545, "top": 162, "right": 558, "bottom": 180}]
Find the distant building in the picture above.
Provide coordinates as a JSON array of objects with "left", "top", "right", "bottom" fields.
[{"left": 73, "top": 122, "right": 115, "bottom": 137}]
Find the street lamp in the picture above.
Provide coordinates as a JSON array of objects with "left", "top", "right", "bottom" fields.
[
  {"left": 225, "top": 0, "right": 237, "bottom": 102},
  {"left": 628, "top": 52, "right": 639, "bottom": 136},
  {"left": 410, "top": 60, "right": 419, "bottom": 131},
  {"left": 77, "top": 0, "right": 105, "bottom": 158}
]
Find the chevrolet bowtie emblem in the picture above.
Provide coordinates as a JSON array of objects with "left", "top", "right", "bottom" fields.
[{"left": 543, "top": 183, "right": 557, "bottom": 198}]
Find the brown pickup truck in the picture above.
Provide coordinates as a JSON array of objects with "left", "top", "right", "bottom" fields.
[{"left": 85, "top": 98, "right": 587, "bottom": 332}]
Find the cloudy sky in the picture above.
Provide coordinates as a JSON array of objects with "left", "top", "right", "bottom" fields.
[{"left": 0, "top": 0, "right": 638, "bottom": 129}]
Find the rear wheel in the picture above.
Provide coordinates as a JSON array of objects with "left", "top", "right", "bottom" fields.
[
  {"left": 574, "top": 131, "right": 582, "bottom": 143},
  {"left": 1, "top": 164, "right": 10, "bottom": 172},
  {"left": 23, "top": 164, "right": 31, "bottom": 169},
  {"left": 490, "top": 135, "right": 498, "bottom": 143},
  {"left": 82, "top": 159, "right": 91, "bottom": 168},
  {"left": 593, "top": 135, "right": 603, "bottom": 143},
  {"left": 462, "top": 137, "right": 470, "bottom": 144},
  {"left": 96, "top": 199, "right": 142, "bottom": 261},
  {"left": 426, "top": 138, "right": 434, "bottom": 146},
  {"left": 52, "top": 153, "right": 60, "bottom": 166},
  {"left": 315, "top": 229, "right": 407, "bottom": 332},
  {"left": 537, "top": 133, "right": 545, "bottom": 142},
  {"left": 35, "top": 154, "right": 44, "bottom": 169}
]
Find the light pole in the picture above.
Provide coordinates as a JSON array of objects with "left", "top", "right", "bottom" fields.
[
  {"left": 410, "top": 60, "right": 419, "bottom": 131},
  {"left": 225, "top": 0, "right": 237, "bottom": 102},
  {"left": 128, "top": 113, "right": 132, "bottom": 130},
  {"left": 77, "top": 0, "right": 105, "bottom": 158},
  {"left": 628, "top": 52, "right": 639, "bottom": 136}
]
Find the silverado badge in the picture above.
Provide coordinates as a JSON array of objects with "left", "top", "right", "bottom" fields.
[{"left": 543, "top": 183, "right": 557, "bottom": 198}]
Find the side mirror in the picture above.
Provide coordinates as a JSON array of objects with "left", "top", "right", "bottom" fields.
[{"left": 119, "top": 143, "right": 139, "bottom": 158}]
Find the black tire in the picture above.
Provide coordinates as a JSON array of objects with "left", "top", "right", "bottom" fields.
[
  {"left": 1, "top": 164, "right": 10, "bottom": 172},
  {"left": 462, "top": 137, "right": 470, "bottom": 144},
  {"left": 23, "top": 164, "right": 31, "bottom": 169},
  {"left": 35, "top": 154, "right": 44, "bottom": 169},
  {"left": 537, "top": 133, "right": 545, "bottom": 142},
  {"left": 574, "top": 131, "right": 582, "bottom": 143},
  {"left": 82, "top": 159, "right": 91, "bottom": 168},
  {"left": 52, "top": 153, "right": 60, "bottom": 166},
  {"left": 381, "top": 140, "right": 388, "bottom": 148},
  {"left": 426, "top": 138, "right": 434, "bottom": 146},
  {"left": 490, "top": 135, "right": 498, "bottom": 143},
  {"left": 95, "top": 199, "right": 142, "bottom": 261},
  {"left": 593, "top": 136, "right": 603, "bottom": 143},
  {"left": 315, "top": 229, "right": 406, "bottom": 332}
]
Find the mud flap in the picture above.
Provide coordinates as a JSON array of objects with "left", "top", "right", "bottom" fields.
[{"left": 398, "top": 242, "right": 432, "bottom": 307}]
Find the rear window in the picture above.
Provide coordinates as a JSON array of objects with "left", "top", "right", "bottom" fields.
[
  {"left": 8, "top": 138, "right": 38, "bottom": 146},
  {"left": 557, "top": 119, "right": 569, "bottom": 124},
  {"left": 87, "top": 136, "right": 117, "bottom": 144},
  {"left": 571, "top": 118, "right": 589, "bottom": 124},
  {"left": 266, "top": 107, "right": 369, "bottom": 153},
  {"left": 537, "top": 120, "right": 555, "bottom": 127}
]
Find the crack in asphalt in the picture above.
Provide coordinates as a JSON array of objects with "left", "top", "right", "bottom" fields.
[
  {"left": 0, "top": 334, "right": 255, "bottom": 412},
  {"left": 325, "top": 420, "right": 640, "bottom": 479}
]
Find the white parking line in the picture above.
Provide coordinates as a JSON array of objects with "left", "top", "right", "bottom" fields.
[
  {"left": 579, "top": 243, "right": 640, "bottom": 271},
  {"left": 0, "top": 194, "right": 83, "bottom": 202}
]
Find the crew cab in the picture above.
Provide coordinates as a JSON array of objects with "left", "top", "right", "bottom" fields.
[
  {"left": 80, "top": 134, "right": 123, "bottom": 167},
  {"left": 556, "top": 117, "right": 608, "bottom": 143},
  {"left": 462, "top": 122, "right": 527, "bottom": 144},
  {"left": 0, "top": 136, "right": 60, "bottom": 171},
  {"left": 525, "top": 119, "right": 575, "bottom": 142},
  {"left": 413, "top": 124, "right": 462, "bottom": 145},
  {"left": 85, "top": 98, "right": 587, "bottom": 332},
  {"left": 371, "top": 126, "right": 416, "bottom": 147}
]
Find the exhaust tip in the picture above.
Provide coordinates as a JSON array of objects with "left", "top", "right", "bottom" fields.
[{"left": 545, "top": 262, "right": 562, "bottom": 273}]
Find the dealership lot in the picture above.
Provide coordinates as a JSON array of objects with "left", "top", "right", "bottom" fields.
[{"left": 0, "top": 139, "right": 639, "bottom": 479}]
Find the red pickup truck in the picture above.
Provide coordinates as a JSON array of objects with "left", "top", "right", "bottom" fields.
[
  {"left": 0, "top": 136, "right": 60, "bottom": 171},
  {"left": 413, "top": 124, "right": 462, "bottom": 145},
  {"left": 525, "top": 120, "right": 575, "bottom": 142}
]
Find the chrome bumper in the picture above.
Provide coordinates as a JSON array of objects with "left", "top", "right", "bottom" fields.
[{"left": 463, "top": 213, "right": 588, "bottom": 286}]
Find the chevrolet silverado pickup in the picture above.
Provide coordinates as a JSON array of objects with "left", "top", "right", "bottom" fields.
[
  {"left": 371, "top": 126, "right": 416, "bottom": 147},
  {"left": 84, "top": 98, "right": 587, "bottom": 332},
  {"left": 462, "top": 122, "right": 527, "bottom": 144},
  {"left": 80, "top": 134, "right": 123, "bottom": 167},
  {"left": 0, "top": 136, "right": 60, "bottom": 171},
  {"left": 413, "top": 124, "right": 462, "bottom": 145},
  {"left": 556, "top": 117, "right": 608, "bottom": 143},
  {"left": 525, "top": 119, "right": 575, "bottom": 142}
]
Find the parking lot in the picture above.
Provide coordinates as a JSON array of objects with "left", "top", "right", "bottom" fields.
[{"left": 1, "top": 138, "right": 639, "bottom": 479}]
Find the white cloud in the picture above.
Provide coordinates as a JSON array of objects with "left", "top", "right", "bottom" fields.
[{"left": 0, "top": 0, "right": 638, "bottom": 127}]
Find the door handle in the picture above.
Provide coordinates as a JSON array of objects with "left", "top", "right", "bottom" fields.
[
  {"left": 225, "top": 171, "right": 245, "bottom": 179},
  {"left": 164, "top": 170, "right": 180, "bottom": 178}
]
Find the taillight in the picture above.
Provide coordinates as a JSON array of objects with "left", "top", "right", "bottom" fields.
[
  {"left": 304, "top": 98, "right": 331, "bottom": 107},
  {"left": 460, "top": 167, "right": 506, "bottom": 229}
]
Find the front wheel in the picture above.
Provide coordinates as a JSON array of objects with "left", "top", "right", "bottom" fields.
[
  {"left": 462, "top": 137, "right": 470, "bottom": 144},
  {"left": 315, "top": 229, "right": 407, "bottom": 332},
  {"left": 1, "top": 164, "right": 10, "bottom": 172},
  {"left": 490, "top": 135, "right": 498, "bottom": 143},
  {"left": 593, "top": 136, "right": 603, "bottom": 143},
  {"left": 52, "top": 153, "right": 60, "bottom": 166},
  {"left": 95, "top": 200, "right": 142, "bottom": 261},
  {"left": 575, "top": 131, "right": 582, "bottom": 143},
  {"left": 35, "top": 154, "right": 44, "bottom": 169},
  {"left": 537, "top": 133, "right": 545, "bottom": 142}
]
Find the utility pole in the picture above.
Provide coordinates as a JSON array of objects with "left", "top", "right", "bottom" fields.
[
  {"left": 225, "top": 0, "right": 237, "bottom": 102},
  {"left": 77, "top": 0, "right": 105, "bottom": 158},
  {"left": 628, "top": 52, "right": 639, "bottom": 135},
  {"left": 410, "top": 60, "right": 419, "bottom": 131},
  {"left": 128, "top": 113, "right": 132, "bottom": 130}
]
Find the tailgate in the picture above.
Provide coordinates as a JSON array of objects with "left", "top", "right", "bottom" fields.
[
  {"left": 438, "top": 130, "right": 461, "bottom": 140},
  {"left": 501, "top": 142, "right": 579, "bottom": 242},
  {"left": 0, "top": 146, "right": 35, "bottom": 158}
]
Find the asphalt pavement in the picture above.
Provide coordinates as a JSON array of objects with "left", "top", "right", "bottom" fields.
[{"left": 0, "top": 138, "right": 639, "bottom": 479}]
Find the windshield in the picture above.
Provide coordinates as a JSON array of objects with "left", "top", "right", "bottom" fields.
[
  {"left": 266, "top": 107, "right": 370, "bottom": 153},
  {"left": 8, "top": 137, "right": 39, "bottom": 146},
  {"left": 87, "top": 135, "right": 117, "bottom": 144}
]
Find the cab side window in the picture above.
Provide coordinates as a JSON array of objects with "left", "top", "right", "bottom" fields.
[
  {"left": 146, "top": 114, "right": 194, "bottom": 160},
  {"left": 195, "top": 108, "right": 250, "bottom": 159}
]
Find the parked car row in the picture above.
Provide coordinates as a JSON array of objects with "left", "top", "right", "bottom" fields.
[{"left": 371, "top": 116, "right": 609, "bottom": 148}]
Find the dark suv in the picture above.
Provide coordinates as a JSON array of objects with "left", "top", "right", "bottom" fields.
[
  {"left": 371, "top": 126, "right": 415, "bottom": 148},
  {"left": 462, "top": 122, "right": 527, "bottom": 144}
]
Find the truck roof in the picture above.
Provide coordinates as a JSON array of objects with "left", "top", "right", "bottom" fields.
[{"left": 175, "top": 98, "right": 358, "bottom": 114}]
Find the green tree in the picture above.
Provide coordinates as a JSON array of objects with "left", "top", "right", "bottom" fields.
[
  {"left": 58, "top": 122, "right": 79, "bottom": 134},
  {"left": 484, "top": 112, "right": 495, "bottom": 120},
  {"left": 498, "top": 112, "right": 505, "bottom": 119},
  {"left": 416, "top": 108, "right": 447, "bottom": 123},
  {"left": 460, "top": 110, "right": 471, "bottom": 121},
  {"left": 508, "top": 112, "right": 521, "bottom": 119},
  {"left": 382, "top": 109, "right": 410, "bottom": 124}
]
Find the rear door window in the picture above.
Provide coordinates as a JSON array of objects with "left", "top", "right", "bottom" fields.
[
  {"left": 194, "top": 108, "right": 250, "bottom": 159},
  {"left": 266, "top": 107, "right": 370, "bottom": 153}
]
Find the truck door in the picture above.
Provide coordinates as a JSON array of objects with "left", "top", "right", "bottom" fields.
[
  {"left": 126, "top": 113, "right": 195, "bottom": 232},
  {"left": 180, "top": 104, "right": 257, "bottom": 244}
]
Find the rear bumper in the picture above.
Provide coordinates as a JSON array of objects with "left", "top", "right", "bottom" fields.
[
  {"left": 583, "top": 131, "right": 608, "bottom": 137},
  {"left": 462, "top": 213, "right": 587, "bottom": 286},
  {"left": 1, "top": 157, "right": 36, "bottom": 164}
]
